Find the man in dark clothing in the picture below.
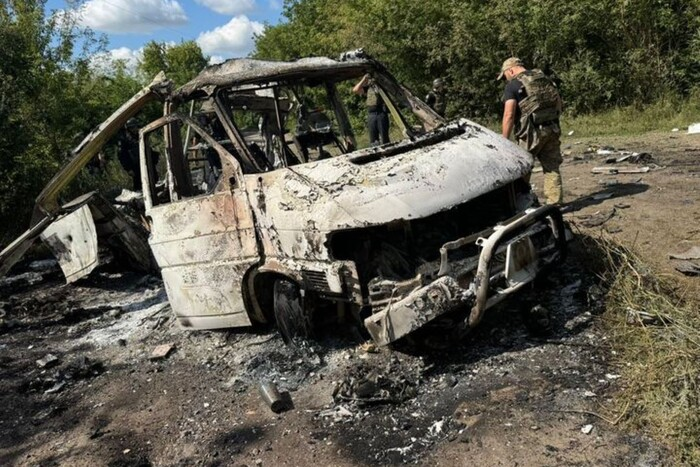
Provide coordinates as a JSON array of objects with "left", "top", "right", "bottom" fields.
[
  {"left": 117, "top": 118, "right": 160, "bottom": 191},
  {"left": 425, "top": 78, "right": 447, "bottom": 117},
  {"left": 117, "top": 118, "right": 142, "bottom": 190},
  {"left": 353, "top": 74, "right": 390, "bottom": 146},
  {"left": 499, "top": 57, "right": 563, "bottom": 204}
]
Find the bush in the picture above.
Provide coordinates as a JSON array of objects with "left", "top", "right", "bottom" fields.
[{"left": 255, "top": 0, "right": 700, "bottom": 120}]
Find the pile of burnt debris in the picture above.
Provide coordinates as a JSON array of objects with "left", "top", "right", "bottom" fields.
[
  {"left": 25, "top": 354, "right": 104, "bottom": 395},
  {"left": 317, "top": 349, "right": 455, "bottom": 463},
  {"left": 332, "top": 354, "right": 420, "bottom": 406},
  {"left": 565, "top": 143, "right": 658, "bottom": 169}
]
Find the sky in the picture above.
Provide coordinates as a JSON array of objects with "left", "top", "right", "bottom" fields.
[{"left": 45, "top": 0, "right": 285, "bottom": 69}]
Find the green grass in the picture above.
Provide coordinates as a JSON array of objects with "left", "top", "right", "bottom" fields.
[
  {"left": 586, "top": 235, "right": 700, "bottom": 465},
  {"left": 563, "top": 93, "right": 700, "bottom": 137},
  {"left": 471, "top": 93, "right": 700, "bottom": 138}
]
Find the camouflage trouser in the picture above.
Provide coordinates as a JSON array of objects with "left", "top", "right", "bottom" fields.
[{"left": 519, "top": 123, "right": 563, "bottom": 204}]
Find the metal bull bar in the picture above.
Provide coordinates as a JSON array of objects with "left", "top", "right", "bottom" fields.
[
  {"left": 363, "top": 204, "right": 567, "bottom": 346},
  {"left": 467, "top": 205, "right": 566, "bottom": 328}
]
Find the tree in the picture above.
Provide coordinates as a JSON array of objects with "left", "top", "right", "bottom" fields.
[
  {"left": 1, "top": 1, "right": 93, "bottom": 238},
  {"left": 0, "top": 0, "right": 138, "bottom": 241},
  {"left": 254, "top": 0, "right": 700, "bottom": 119},
  {"left": 139, "top": 40, "right": 209, "bottom": 87}
]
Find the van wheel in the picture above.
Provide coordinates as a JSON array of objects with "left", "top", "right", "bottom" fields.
[{"left": 273, "top": 279, "right": 313, "bottom": 344}]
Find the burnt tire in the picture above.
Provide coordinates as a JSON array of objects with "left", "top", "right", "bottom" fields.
[{"left": 273, "top": 279, "right": 313, "bottom": 345}]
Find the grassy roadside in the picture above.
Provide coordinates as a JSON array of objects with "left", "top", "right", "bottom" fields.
[
  {"left": 473, "top": 93, "right": 700, "bottom": 138},
  {"left": 587, "top": 235, "right": 700, "bottom": 464},
  {"left": 562, "top": 93, "right": 700, "bottom": 137}
]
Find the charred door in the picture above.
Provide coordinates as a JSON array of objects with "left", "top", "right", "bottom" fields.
[{"left": 141, "top": 115, "right": 260, "bottom": 329}]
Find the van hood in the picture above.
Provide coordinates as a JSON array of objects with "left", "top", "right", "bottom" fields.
[{"left": 245, "top": 120, "right": 532, "bottom": 232}]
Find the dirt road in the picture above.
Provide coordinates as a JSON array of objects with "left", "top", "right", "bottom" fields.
[
  {"left": 550, "top": 129, "right": 700, "bottom": 302},
  {"left": 1, "top": 129, "right": 697, "bottom": 466}
]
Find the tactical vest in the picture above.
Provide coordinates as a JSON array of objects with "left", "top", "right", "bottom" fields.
[
  {"left": 515, "top": 70, "right": 560, "bottom": 133},
  {"left": 427, "top": 90, "right": 446, "bottom": 116},
  {"left": 366, "top": 85, "right": 385, "bottom": 111}
]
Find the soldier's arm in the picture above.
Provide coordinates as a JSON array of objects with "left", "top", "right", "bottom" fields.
[
  {"left": 353, "top": 74, "right": 370, "bottom": 95},
  {"left": 502, "top": 99, "right": 517, "bottom": 139}
]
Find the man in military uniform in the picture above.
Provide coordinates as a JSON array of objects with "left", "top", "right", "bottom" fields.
[
  {"left": 499, "top": 57, "right": 563, "bottom": 205},
  {"left": 353, "top": 74, "right": 390, "bottom": 146},
  {"left": 425, "top": 78, "right": 447, "bottom": 117}
]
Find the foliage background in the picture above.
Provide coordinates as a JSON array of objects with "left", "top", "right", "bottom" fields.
[
  {"left": 2, "top": 0, "right": 700, "bottom": 240},
  {"left": 0, "top": 1, "right": 208, "bottom": 241},
  {"left": 255, "top": 0, "right": 700, "bottom": 118}
]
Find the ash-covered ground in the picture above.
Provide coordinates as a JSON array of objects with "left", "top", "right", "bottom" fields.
[{"left": 0, "top": 243, "right": 665, "bottom": 466}]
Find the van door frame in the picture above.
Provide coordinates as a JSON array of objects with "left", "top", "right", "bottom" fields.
[{"left": 140, "top": 113, "right": 264, "bottom": 329}]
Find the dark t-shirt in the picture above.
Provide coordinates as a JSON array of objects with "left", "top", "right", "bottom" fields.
[
  {"left": 503, "top": 79, "right": 526, "bottom": 103},
  {"left": 503, "top": 79, "right": 526, "bottom": 132}
]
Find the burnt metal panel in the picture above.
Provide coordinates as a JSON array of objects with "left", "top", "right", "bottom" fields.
[
  {"left": 148, "top": 191, "right": 259, "bottom": 329},
  {"left": 245, "top": 121, "right": 533, "bottom": 242},
  {"left": 364, "top": 206, "right": 566, "bottom": 346},
  {"left": 33, "top": 192, "right": 153, "bottom": 283},
  {"left": 40, "top": 205, "right": 99, "bottom": 283},
  {"left": 175, "top": 57, "right": 369, "bottom": 100}
]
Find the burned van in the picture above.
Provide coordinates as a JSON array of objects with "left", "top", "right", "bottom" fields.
[{"left": 0, "top": 51, "right": 566, "bottom": 346}]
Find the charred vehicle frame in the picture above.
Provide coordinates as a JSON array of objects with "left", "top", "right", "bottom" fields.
[{"left": 0, "top": 51, "right": 567, "bottom": 346}]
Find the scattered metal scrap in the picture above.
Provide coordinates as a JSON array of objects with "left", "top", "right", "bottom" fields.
[
  {"left": 591, "top": 166, "right": 651, "bottom": 175},
  {"left": 577, "top": 146, "right": 660, "bottom": 174},
  {"left": 576, "top": 209, "right": 617, "bottom": 228},
  {"left": 29, "top": 355, "right": 104, "bottom": 394},
  {"left": 259, "top": 381, "right": 294, "bottom": 413},
  {"left": 669, "top": 246, "right": 700, "bottom": 276},
  {"left": 604, "top": 152, "right": 655, "bottom": 165}
]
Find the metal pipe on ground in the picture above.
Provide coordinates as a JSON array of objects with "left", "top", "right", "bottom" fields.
[{"left": 259, "top": 381, "right": 293, "bottom": 413}]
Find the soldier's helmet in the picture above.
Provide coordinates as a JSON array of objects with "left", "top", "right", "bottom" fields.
[
  {"left": 432, "top": 78, "right": 444, "bottom": 89},
  {"left": 125, "top": 118, "right": 139, "bottom": 129}
]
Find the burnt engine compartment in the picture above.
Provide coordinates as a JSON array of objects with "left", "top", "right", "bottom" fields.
[{"left": 329, "top": 181, "right": 529, "bottom": 290}]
